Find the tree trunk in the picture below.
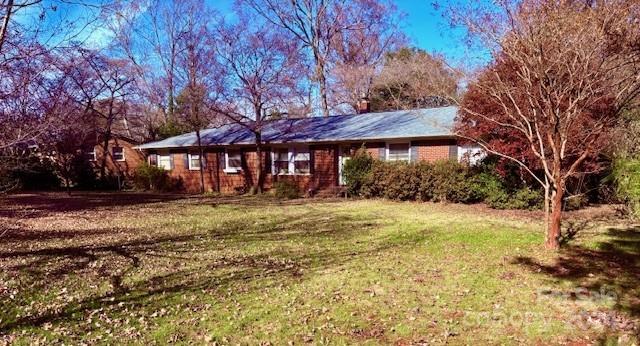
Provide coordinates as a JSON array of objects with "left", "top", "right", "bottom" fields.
[
  {"left": 196, "top": 130, "right": 205, "bottom": 194},
  {"left": 314, "top": 55, "right": 329, "bottom": 117},
  {"left": 318, "top": 67, "right": 329, "bottom": 117},
  {"left": 253, "top": 132, "right": 264, "bottom": 194},
  {"left": 0, "top": 0, "right": 13, "bottom": 54},
  {"left": 543, "top": 184, "right": 550, "bottom": 243},
  {"left": 65, "top": 176, "right": 71, "bottom": 196},
  {"left": 545, "top": 184, "right": 564, "bottom": 250},
  {"left": 99, "top": 135, "right": 110, "bottom": 183}
]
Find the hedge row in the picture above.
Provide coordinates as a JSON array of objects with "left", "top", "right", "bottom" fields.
[{"left": 343, "top": 149, "right": 542, "bottom": 210}]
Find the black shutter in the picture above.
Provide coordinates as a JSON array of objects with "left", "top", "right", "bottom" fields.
[
  {"left": 219, "top": 151, "right": 226, "bottom": 170},
  {"left": 378, "top": 147, "right": 386, "bottom": 161},
  {"left": 201, "top": 152, "right": 207, "bottom": 169},
  {"left": 264, "top": 148, "right": 272, "bottom": 173},
  {"left": 309, "top": 148, "right": 315, "bottom": 175},
  {"left": 183, "top": 152, "right": 189, "bottom": 169}
]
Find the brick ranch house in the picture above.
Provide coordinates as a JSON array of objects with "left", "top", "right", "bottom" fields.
[
  {"left": 81, "top": 112, "right": 146, "bottom": 186},
  {"left": 135, "top": 106, "right": 481, "bottom": 194}
]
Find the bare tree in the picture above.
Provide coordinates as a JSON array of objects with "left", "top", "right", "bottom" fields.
[
  {"left": 329, "top": 1, "right": 405, "bottom": 112},
  {"left": 369, "top": 47, "right": 460, "bottom": 112},
  {"left": 0, "top": 0, "right": 110, "bottom": 151},
  {"left": 213, "top": 19, "right": 306, "bottom": 193},
  {"left": 109, "top": 0, "right": 196, "bottom": 129},
  {"left": 174, "top": 0, "right": 219, "bottom": 194},
  {"left": 65, "top": 50, "right": 135, "bottom": 183},
  {"left": 241, "top": 0, "right": 398, "bottom": 117},
  {"left": 448, "top": 0, "right": 640, "bottom": 249}
]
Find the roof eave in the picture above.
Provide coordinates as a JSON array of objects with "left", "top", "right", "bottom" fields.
[{"left": 134, "top": 134, "right": 457, "bottom": 150}]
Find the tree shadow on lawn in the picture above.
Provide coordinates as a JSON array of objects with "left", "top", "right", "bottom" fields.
[
  {"left": 0, "top": 192, "right": 348, "bottom": 220},
  {"left": 0, "top": 192, "right": 189, "bottom": 219},
  {"left": 512, "top": 225, "right": 640, "bottom": 319},
  {"left": 0, "top": 207, "right": 413, "bottom": 335}
]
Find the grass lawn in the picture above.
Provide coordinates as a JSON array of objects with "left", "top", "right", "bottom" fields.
[{"left": 0, "top": 193, "right": 638, "bottom": 345}]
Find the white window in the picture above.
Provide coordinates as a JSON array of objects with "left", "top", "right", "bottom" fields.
[
  {"left": 293, "top": 148, "right": 310, "bottom": 174},
  {"left": 84, "top": 149, "right": 96, "bottom": 161},
  {"left": 273, "top": 148, "right": 290, "bottom": 175},
  {"left": 224, "top": 149, "right": 242, "bottom": 173},
  {"left": 112, "top": 146, "right": 125, "bottom": 161},
  {"left": 387, "top": 143, "right": 410, "bottom": 161},
  {"left": 188, "top": 153, "right": 201, "bottom": 170},
  {"left": 158, "top": 154, "right": 171, "bottom": 170},
  {"left": 272, "top": 147, "right": 311, "bottom": 175}
]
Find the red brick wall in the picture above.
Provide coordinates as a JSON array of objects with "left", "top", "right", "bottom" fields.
[
  {"left": 165, "top": 151, "right": 218, "bottom": 193},
  {"left": 363, "top": 142, "right": 385, "bottom": 159},
  {"left": 93, "top": 138, "right": 144, "bottom": 180},
  {"left": 311, "top": 145, "right": 337, "bottom": 190},
  {"left": 413, "top": 139, "right": 456, "bottom": 162},
  {"left": 150, "top": 139, "right": 457, "bottom": 194}
]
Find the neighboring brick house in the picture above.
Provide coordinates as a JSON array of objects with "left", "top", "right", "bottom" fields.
[
  {"left": 136, "top": 106, "right": 481, "bottom": 194},
  {"left": 81, "top": 112, "right": 147, "bottom": 186},
  {"left": 83, "top": 135, "right": 145, "bottom": 182}
]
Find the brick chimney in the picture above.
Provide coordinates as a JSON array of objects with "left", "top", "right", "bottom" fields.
[{"left": 357, "top": 94, "right": 370, "bottom": 114}]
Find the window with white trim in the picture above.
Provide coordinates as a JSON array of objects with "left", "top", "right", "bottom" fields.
[
  {"left": 273, "top": 148, "right": 289, "bottom": 174},
  {"left": 272, "top": 147, "right": 311, "bottom": 175},
  {"left": 157, "top": 154, "right": 171, "bottom": 170},
  {"left": 225, "top": 149, "right": 242, "bottom": 172},
  {"left": 293, "top": 148, "right": 310, "bottom": 174},
  {"left": 188, "top": 153, "right": 201, "bottom": 170},
  {"left": 84, "top": 148, "right": 96, "bottom": 161},
  {"left": 112, "top": 146, "right": 125, "bottom": 161},
  {"left": 387, "top": 143, "right": 410, "bottom": 161}
]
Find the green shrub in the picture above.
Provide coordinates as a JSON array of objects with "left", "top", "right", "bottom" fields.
[
  {"left": 610, "top": 157, "right": 640, "bottom": 217},
  {"left": 0, "top": 155, "right": 60, "bottom": 191},
  {"left": 342, "top": 148, "right": 374, "bottom": 196},
  {"left": 509, "top": 187, "right": 543, "bottom": 210},
  {"left": 273, "top": 180, "right": 300, "bottom": 199},
  {"left": 356, "top": 156, "right": 541, "bottom": 210},
  {"left": 133, "top": 164, "right": 176, "bottom": 191},
  {"left": 361, "top": 159, "right": 479, "bottom": 203},
  {"left": 564, "top": 194, "right": 588, "bottom": 211},
  {"left": 431, "top": 160, "right": 477, "bottom": 203}
]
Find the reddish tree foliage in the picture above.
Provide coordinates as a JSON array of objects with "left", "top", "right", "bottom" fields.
[
  {"left": 448, "top": 0, "right": 640, "bottom": 249},
  {"left": 457, "top": 56, "right": 609, "bottom": 178}
]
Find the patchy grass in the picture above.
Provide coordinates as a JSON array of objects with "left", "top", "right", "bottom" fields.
[{"left": 0, "top": 193, "right": 638, "bottom": 345}]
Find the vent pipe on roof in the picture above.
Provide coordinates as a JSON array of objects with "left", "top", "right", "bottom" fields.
[{"left": 357, "top": 94, "right": 370, "bottom": 114}]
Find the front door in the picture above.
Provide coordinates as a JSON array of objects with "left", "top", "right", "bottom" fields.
[{"left": 338, "top": 146, "right": 353, "bottom": 185}]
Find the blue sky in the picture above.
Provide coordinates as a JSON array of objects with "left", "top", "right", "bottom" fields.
[
  {"left": 205, "top": 0, "right": 468, "bottom": 64},
  {"left": 14, "top": 0, "right": 472, "bottom": 65}
]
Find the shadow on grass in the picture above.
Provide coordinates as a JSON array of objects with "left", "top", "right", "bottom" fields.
[
  {"left": 0, "top": 192, "right": 188, "bottom": 218},
  {"left": 512, "top": 225, "right": 640, "bottom": 318},
  {"left": 0, "top": 204, "right": 412, "bottom": 335},
  {"left": 0, "top": 192, "right": 347, "bottom": 220}
]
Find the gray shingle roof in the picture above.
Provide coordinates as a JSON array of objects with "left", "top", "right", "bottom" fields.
[{"left": 136, "top": 106, "right": 457, "bottom": 149}]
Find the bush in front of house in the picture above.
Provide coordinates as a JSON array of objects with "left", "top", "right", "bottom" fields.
[
  {"left": 273, "top": 180, "right": 300, "bottom": 199},
  {"left": 133, "top": 163, "right": 180, "bottom": 192},
  {"left": 431, "top": 160, "right": 478, "bottom": 202},
  {"left": 0, "top": 155, "right": 60, "bottom": 191},
  {"left": 359, "top": 159, "right": 480, "bottom": 204},
  {"left": 342, "top": 147, "right": 374, "bottom": 196},
  {"left": 350, "top": 158, "right": 543, "bottom": 209},
  {"left": 469, "top": 170, "right": 541, "bottom": 210}
]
